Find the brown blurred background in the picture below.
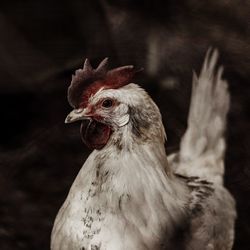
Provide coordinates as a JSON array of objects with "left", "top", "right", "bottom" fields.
[{"left": 0, "top": 0, "right": 250, "bottom": 249}]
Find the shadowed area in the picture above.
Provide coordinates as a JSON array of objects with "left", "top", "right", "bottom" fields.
[{"left": 0, "top": 0, "right": 250, "bottom": 249}]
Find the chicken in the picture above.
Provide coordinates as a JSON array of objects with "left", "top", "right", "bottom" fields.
[{"left": 51, "top": 49, "right": 236, "bottom": 250}]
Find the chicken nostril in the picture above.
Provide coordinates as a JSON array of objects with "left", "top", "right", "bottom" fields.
[{"left": 75, "top": 108, "right": 83, "bottom": 114}]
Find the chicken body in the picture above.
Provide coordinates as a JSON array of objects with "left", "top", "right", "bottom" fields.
[{"left": 51, "top": 50, "right": 236, "bottom": 250}]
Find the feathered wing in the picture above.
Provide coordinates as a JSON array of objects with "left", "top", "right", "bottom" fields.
[
  {"left": 168, "top": 49, "right": 236, "bottom": 249},
  {"left": 168, "top": 48, "right": 230, "bottom": 185}
]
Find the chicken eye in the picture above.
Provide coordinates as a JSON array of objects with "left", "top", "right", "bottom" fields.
[{"left": 102, "top": 99, "right": 113, "bottom": 108}]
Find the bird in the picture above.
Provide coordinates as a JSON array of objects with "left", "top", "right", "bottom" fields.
[{"left": 51, "top": 49, "right": 236, "bottom": 250}]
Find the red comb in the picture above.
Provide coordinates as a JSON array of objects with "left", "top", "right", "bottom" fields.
[{"left": 67, "top": 58, "right": 142, "bottom": 108}]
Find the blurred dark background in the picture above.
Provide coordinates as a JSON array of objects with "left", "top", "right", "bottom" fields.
[{"left": 0, "top": 0, "right": 249, "bottom": 249}]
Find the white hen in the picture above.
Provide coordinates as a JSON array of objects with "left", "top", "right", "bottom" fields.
[{"left": 51, "top": 49, "right": 236, "bottom": 250}]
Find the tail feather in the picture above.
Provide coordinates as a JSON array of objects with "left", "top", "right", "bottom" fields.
[{"left": 170, "top": 49, "right": 230, "bottom": 184}]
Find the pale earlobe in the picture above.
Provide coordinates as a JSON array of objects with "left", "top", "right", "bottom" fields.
[{"left": 115, "top": 113, "right": 130, "bottom": 127}]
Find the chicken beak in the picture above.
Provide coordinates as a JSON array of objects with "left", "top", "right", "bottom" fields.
[{"left": 65, "top": 108, "right": 90, "bottom": 123}]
